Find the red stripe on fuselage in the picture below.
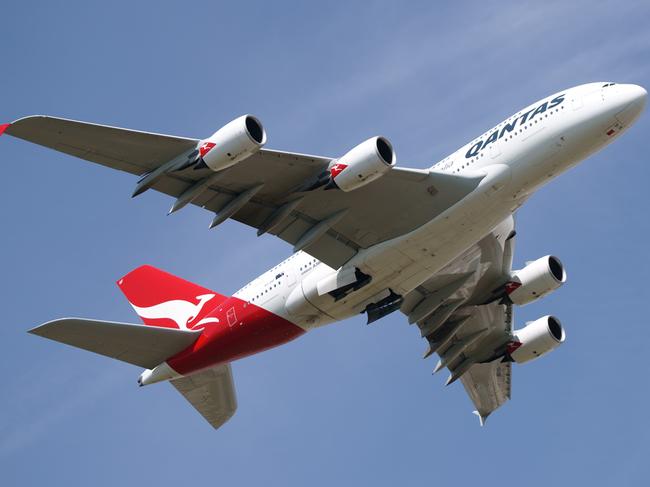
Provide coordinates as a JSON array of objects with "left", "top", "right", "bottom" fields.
[{"left": 167, "top": 296, "right": 305, "bottom": 375}]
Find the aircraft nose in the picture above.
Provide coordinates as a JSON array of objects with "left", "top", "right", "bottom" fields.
[
  {"left": 626, "top": 84, "right": 647, "bottom": 105},
  {"left": 615, "top": 84, "right": 647, "bottom": 126}
]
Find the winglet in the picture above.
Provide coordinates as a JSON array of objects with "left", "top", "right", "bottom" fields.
[
  {"left": 473, "top": 410, "right": 489, "bottom": 427},
  {"left": 0, "top": 123, "right": 10, "bottom": 136}
]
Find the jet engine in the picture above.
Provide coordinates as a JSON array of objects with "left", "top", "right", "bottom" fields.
[
  {"left": 505, "top": 255, "right": 566, "bottom": 306},
  {"left": 328, "top": 136, "right": 396, "bottom": 191},
  {"left": 509, "top": 315, "right": 566, "bottom": 364},
  {"left": 196, "top": 115, "right": 267, "bottom": 172}
]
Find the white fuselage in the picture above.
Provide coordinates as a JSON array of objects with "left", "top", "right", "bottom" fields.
[{"left": 235, "top": 82, "right": 646, "bottom": 331}]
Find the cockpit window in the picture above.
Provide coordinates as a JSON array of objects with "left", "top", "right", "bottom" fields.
[{"left": 602, "top": 83, "right": 616, "bottom": 87}]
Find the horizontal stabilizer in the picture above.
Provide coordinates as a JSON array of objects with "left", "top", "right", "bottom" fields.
[
  {"left": 29, "top": 317, "right": 201, "bottom": 369},
  {"left": 171, "top": 364, "right": 237, "bottom": 430}
]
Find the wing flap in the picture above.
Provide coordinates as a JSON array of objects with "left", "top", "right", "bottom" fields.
[
  {"left": 29, "top": 317, "right": 201, "bottom": 368},
  {"left": 171, "top": 364, "right": 237, "bottom": 430}
]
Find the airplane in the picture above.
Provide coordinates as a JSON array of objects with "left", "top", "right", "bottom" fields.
[{"left": 1, "top": 81, "right": 646, "bottom": 428}]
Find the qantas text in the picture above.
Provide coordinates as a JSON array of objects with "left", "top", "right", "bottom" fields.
[{"left": 465, "top": 94, "right": 565, "bottom": 158}]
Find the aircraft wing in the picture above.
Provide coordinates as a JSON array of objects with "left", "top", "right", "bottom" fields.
[
  {"left": 171, "top": 363, "right": 237, "bottom": 430},
  {"left": 455, "top": 303, "right": 513, "bottom": 424},
  {"left": 2, "top": 115, "right": 483, "bottom": 269},
  {"left": 3, "top": 115, "right": 199, "bottom": 174},
  {"left": 461, "top": 358, "right": 511, "bottom": 426},
  {"left": 400, "top": 216, "right": 517, "bottom": 424}
]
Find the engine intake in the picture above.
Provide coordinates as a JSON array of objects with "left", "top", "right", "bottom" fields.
[
  {"left": 328, "top": 136, "right": 396, "bottom": 191},
  {"left": 506, "top": 255, "right": 566, "bottom": 306},
  {"left": 509, "top": 315, "right": 566, "bottom": 364},
  {"left": 198, "top": 115, "right": 267, "bottom": 172}
]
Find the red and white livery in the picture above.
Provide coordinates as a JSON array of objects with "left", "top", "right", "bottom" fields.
[{"left": 3, "top": 82, "right": 646, "bottom": 428}]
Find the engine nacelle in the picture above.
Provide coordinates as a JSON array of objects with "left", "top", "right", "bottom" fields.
[
  {"left": 200, "top": 115, "right": 266, "bottom": 172},
  {"left": 509, "top": 315, "right": 566, "bottom": 364},
  {"left": 506, "top": 255, "right": 566, "bottom": 306},
  {"left": 329, "top": 136, "right": 395, "bottom": 191}
]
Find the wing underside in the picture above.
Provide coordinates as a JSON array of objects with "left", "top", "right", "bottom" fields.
[
  {"left": 3, "top": 115, "right": 483, "bottom": 269},
  {"left": 401, "top": 217, "right": 516, "bottom": 422},
  {"left": 5, "top": 115, "right": 198, "bottom": 174},
  {"left": 461, "top": 360, "right": 511, "bottom": 425}
]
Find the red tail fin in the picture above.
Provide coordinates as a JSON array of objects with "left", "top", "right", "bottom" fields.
[{"left": 117, "top": 265, "right": 228, "bottom": 330}]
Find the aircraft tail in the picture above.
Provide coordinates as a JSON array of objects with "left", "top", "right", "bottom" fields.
[
  {"left": 117, "top": 265, "right": 228, "bottom": 330},
  {"left": 29, "top": 265, "right": 237, "bottom": 430},
  {"left": 29, "top": 317, "right": 201, "bottom": 368}
]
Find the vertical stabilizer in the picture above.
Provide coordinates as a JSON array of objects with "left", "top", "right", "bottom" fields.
[{"left": 117, "top": 265, "right": 228, "bottom": 330}]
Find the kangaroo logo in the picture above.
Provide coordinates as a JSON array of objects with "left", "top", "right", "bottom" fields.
[
  {"left": 130, "top": 293, "right": 219, "bottom": 330},
  {"left": 329, "top": 162, "right": 348, "bottom": 179}
]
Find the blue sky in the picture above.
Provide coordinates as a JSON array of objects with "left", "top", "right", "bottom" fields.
[{"left": 1, "top": 1, "right": 649, "bottom": 485}]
